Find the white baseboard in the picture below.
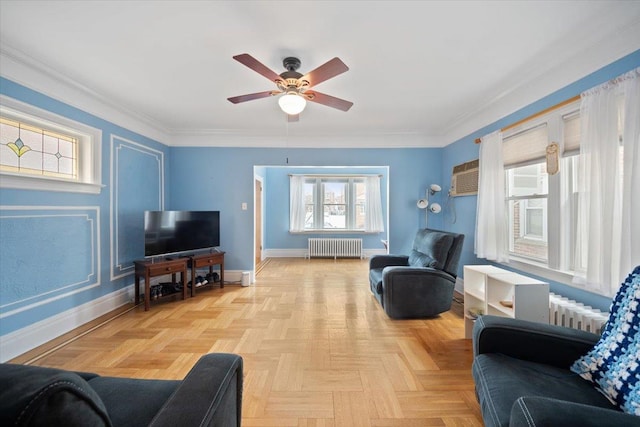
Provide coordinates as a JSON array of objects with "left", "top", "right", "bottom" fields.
[
  {"left": 264, "top": 249, "right": 307, "bottom": 258},
  {"left": 364, "top": 249, "right": 387, "bottom": 258},
  {"left": 0, "top": 286, "right": 133, "bottom": 363},
  {"left": 221, "top": 270, "right": 252, "bottom": 285},
  {"left": 455, "top": 277, "right": 464, "bottom": 295}
]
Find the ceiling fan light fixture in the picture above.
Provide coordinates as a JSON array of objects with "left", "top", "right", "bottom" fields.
[
  {"left": 278, "top": 92, "right": 307, "bottom": 115},
  {"left": 229, "top": 54, "right": 352, "bottom": 117}
]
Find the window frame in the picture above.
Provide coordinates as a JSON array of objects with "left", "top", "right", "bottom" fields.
[
  {"left": 507, "top": 162, "right": 549, "bottom": 242},
  {"left": 293, "top": 174, "right": 374, "bottom": 234},
  {"left": 500, "top": 100, "right": 581, "bottom": 283},
  {"left": 0, "top": 96, "right": 103, "bottom": 194},
  {"left": 523, "top": 199, "right": 546, "bottom": 240}
]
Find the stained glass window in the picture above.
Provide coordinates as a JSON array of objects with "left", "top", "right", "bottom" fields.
[{"left": 0, "top": 116, "right": 78, "bottom": 180}]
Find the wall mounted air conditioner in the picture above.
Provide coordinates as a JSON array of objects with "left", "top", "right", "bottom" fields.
[{"left": 450, "top": 159, "right": 479, "bottom": 196}]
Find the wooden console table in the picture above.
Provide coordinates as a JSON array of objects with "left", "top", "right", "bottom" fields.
[
  {"left": 189, "top": 251, "right": 225, "bottom": 297},
  {"left": 134, "top": 258, "right": 188, "bottom": 311}
]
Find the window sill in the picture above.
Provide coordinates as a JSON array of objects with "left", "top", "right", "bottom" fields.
[
  {"left": 498, "top": 256, "right": 575, "bottom": 287},
  {"left": 515, "top": 236, "right": 547, "bottom": 246},
  {"left": 0, "top": 172, "right": 104, "bottom": 194}
]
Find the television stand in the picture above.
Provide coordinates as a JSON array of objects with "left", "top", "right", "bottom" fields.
[
  {"left": 188, "top": 251, "right": 225, "bottom": 297},
  {"left": 134, "top": 258, "right": 188, "bottom": 311}
]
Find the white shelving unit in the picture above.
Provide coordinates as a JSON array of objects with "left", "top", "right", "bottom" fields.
[{"left": 463, "top": 265, "right": 549, "bottom": 339}]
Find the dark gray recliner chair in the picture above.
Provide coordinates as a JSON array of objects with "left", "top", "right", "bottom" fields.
[
  {"left": 472, "top": 315, "right": 640, "bottom": 427},
  {"left": 0, "top": 353, "right": 243, "bottom": 427},
  {"left": 369, "top": 228, "right": 464, "bottom": 318}
]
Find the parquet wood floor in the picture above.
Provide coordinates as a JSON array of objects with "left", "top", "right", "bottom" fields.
[{"left": 21, "top": 258, "right": 483, "bottom": 426}]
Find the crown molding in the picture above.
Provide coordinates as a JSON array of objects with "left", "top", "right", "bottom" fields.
[
  {"left": 0, "top": 43, "right": 440, "bottom": 149},
  {"left": 0, "top": 44, "right": 441, "bottom": 149},
  {"left": 169, "top": 129, "right": 443, "bottom": 148},
  {"left": 0, "top": 43, "right": 172, "bottom": 145},
  {"left": 439, "top": 16, "right": 640, "bottom": 146}
]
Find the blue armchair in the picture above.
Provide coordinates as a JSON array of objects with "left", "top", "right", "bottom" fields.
[
  {"left": 368, "top": 228, "right": 464, "bottom": 318},
  {"left": 0, "top": 353, "right": 243, "bottom": 427},
  {"left": 472, "top": 315, "right": 640, "bottom": 427}
]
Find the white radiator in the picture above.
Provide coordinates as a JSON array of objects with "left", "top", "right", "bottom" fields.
[
  {"left": 307, "top": 238, "right": 363, "bottom": 259},
  {"left": 549, "top": 293, "right": 608, "bottom": 333}
]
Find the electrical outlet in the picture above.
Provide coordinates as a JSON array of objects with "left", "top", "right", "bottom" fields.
[{"left": 242, "top": 202, "right": 247, "bottom": 210}]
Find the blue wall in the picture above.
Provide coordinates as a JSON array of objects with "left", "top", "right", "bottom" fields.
[
  {"left": 0, "top": 78, "right": 170, "bottom": 339},
  {"left": 441, "top": 49, "right": 640, "bottom": 312},
  {"left": 263, "top": 166, "right": 389, "bottom": 250},
  {"left": 168, "top": 147, "right": 443, "bottom": 267}
]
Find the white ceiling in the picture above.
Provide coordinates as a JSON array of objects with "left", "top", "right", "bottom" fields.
[{"left": 1, "top": 1, "right": 639, "bottom": 148}]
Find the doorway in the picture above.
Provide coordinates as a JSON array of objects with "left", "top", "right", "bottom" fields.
[{"left": 254, "top": 177, "right": 263, "bottom": 268}]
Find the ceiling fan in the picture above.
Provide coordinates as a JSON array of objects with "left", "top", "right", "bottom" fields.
[{"left": 227, "top": 54, "right": 353, "bottom": 122}]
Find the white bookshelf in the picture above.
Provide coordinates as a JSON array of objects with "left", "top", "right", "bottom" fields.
[{"left": 463, "top": 265, "right": 549, "bottom": 339}]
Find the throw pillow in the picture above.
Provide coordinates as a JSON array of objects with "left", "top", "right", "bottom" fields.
[
  {"left": 413, "top": 230, "right": 454, "bottom": 271},
  {"left": 408, "top": 250, "right": 438, "bottom": 268},
  {"left": 570, "top": 266, "right": 640, "bottom": 416}
]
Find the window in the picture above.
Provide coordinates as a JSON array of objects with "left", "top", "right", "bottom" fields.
[
  {"left": 0, "top": 117, "right": 78, "bottom": 180},
  {"left": 502, "top": 102, "right": 626, "bottom": 277},
  {"left": 494, "top": 104, "right": 624, "bottom": 285},
  {"left": 506, "top": 161, "right": 549, "bottom": 261},
  {"left": 0, "top": 96, "right": 102, "bottom": 194},
  {"left": 307, "top": 177, "right": 361, "bottom": 230},
  {"left": 501, "top": 101, "right": 581, "bottom": 275},
  {"left": 291, "top": 174, "right": 383, "bottom": 233},
  {"left": 485, "top": 69, "right": 639, "bottom": 296}
]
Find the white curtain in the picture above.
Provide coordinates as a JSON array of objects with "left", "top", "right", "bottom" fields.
[
  {"left": 574, "top": 67, "right": 640, "bottom": 296},
  {"left": 289, "top": 175, "right": 306, "bottom": 232},
  {"left": 475, "top": 130, "right": 509, "bottom": 262},
  {"left": 365, "top": 175, "right": 384, "bottom": 232}
]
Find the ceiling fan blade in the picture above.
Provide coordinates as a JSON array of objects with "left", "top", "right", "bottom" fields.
[
  {"left": 305, "top": 90, "right": 353, "bottom": 112},
  {"left": 300, "top": 57, "right": 349, "bottom": 87},
  {"left": 288, "top": 114, "right": 299, "bottom": 122},
  {"left": 233, "top": 53, "right": 282, "bottom": 83},
  {"left": 227, "top": 90, "right": 279, "bottom": 104}
]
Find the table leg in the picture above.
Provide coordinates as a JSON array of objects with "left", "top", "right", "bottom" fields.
[
  {"left": 182, "top": 269, "right": 187, "bottom": 300},
  {"left": 135, "top": 274, "right": 140, "bottom": 305},
  {"left": 220, "top": 260, "right": 224, "bottom": 288},
  {"left": 144, "top": 271, "right": 150, "bottom": 311},
  {"left": 191, "top": 265, "right": 196, "bottom": 297}
]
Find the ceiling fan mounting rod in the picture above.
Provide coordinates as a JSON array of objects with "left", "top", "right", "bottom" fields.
[
  {"left": 282, "top": 57, "right": 301, "bottom": 72},
  {"left": 276, "top": 56, "right": 311, "bottom": 94}
]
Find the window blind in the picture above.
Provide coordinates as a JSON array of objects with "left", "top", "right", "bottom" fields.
[
  {"left": 503, "top": 124, "right": 548, "bottom": 168},
  {"left": 563, "top": 112, "right": 581, "bottom": 155}
]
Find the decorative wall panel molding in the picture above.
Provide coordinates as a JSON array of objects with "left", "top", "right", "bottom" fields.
[
  {"left": 0, "top": 206, "right": 100, "bottom": 318},
  {"left": 110, "top": 135, "right": 164, "bottom": 280}
]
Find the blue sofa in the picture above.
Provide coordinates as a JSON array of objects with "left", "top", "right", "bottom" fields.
[
  {"left": 472, "top": 315, "right": 640, "bottom": 426},
  {"left": 0, "top": 353, "right": 243, "bottom": 427}
]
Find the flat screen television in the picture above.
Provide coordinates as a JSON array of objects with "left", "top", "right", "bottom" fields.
[{"left": 144, "top": 210, "right": 220, "bottom": 257}]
